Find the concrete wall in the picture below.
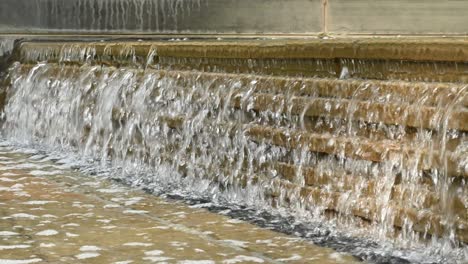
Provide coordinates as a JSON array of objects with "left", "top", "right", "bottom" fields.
[
  {"left": 329, "top": 0, "right": 468, "bottom": 35},
  {"left": 0, "top": 0, "right": 467, "bottom": 35},
  {"left": 0, "top": 0, "right": 322, "bottom": 34}
]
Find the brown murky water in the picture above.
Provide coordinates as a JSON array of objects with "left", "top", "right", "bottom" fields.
[{"left": 0, "top": 146, "right": 359, "bottom": 263}]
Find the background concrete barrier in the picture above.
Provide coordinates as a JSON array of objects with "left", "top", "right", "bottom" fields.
[{"left": 0, "top": 0, "right": 466, "bottom": 35}]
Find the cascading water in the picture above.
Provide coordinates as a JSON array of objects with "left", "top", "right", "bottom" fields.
[{"left": 0, "top": 43, "right": 467, "bottom": 263}]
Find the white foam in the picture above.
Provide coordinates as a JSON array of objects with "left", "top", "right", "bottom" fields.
[
  {"left": 29, "top": 170, "right": 63, "bottom": 176},
  {"left": 144, "top": 257, "right": 173, "bottom": 262},
  {"left": 144, "top": 250, "right": 164, "bottom": 256},
  {"left": 80, "top": 245, "right": 102, "bottom": 251},
  {"left": 124, "top": 197, "right": 144, "bottom": 206},
  {"left": 6, "top": 213, "right": 38, "bottom": 219},
  {"left": 0, "top": 245, "right": 31, "bottom": 250},
  {"left": 170, "top": 241, "right": 188, "bottom": 247},
  {"left": 221, "top": 240, "right": 249, "bottom": 248},
  {"left": 39, "top": 243, "right": 55, "bottom": 248},
  {"left": 61, "top": 223, "right": 80, "bottom": 227},
  {"left": 188, "top": 203, "right": 214, "bottom": 209},
  {"left": 104, "top": 204, "right": 120, "bottom": 208},
  {"left": 96, "top": 219, "right": 112, "bottom": 223},
  {"left": 0, "top": 231, "right": 19, "bottom": 236},
  {"left": 329, "top": 252, "right": 345, "bottom": 262},
  {"left": 13, "top": 191, "right": 30, "bottom": 197},
  {"left": 0, "top": 259, "right": 42, "bottom": 264},
  {"left": 226, "top": 219, "right": 243, "bottom": 224},
  {"left": 2, "top": 173, "right": 18, "bottom": 176},
  {"left": 66, "top": 232, "right": 79, "bottom": 237},
  {"left": 101, "top": 225, "right": 117, "bottom": 229},
  {"left": 177, "top": 261, "right": 215, "bottom": 264},
  {"left": 98, "top": 188, "right": 126, "bottom": 193},
  {"left": 0, "top": 178, "right": 17, "bottom": 182},
  {"left": 276, "top": 254, "right": 302, "bottom": 261},
  {"left": 35, "top": 229, "right": 58, "bottom": 236},
  {"left": 81, "top": 181, "right": 100, "bottom": 187},
  {"left": 23, "top": 201, "right": 57, "bottom": 205},
  {"left": 41, "top": 214, "right": 57, "bottom": 218},
  {"left": 0, "top": 185, "right": 23, "bottom": 192},
  {"left": 123, "top": 242, "right": 153, "bottom": 247},
  {"left": 123, "top": 210, "right": 148, "bottom": 214},
  {"left": 255, "top": 239, "right": 273, "bottom": 244},
  {"left": 222, "top": 256, "right": 265, "bottom": 263},
  {"left": 0, "top": 163, "right": 45, "bottom": 170},
  {"left": 75, "top": 252, "right": 100, "bottom": 260}
]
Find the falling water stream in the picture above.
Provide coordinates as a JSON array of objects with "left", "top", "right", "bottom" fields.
[
  {"left": 0, "top": 43, "right": 467, "bottom": 263},
  {"left": 0, "top": 38, "right": 14, "bottom": 57}
]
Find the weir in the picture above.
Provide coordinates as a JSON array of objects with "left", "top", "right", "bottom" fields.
[{"left": 0, "top": 38, "right": 466, "bottom": 262}]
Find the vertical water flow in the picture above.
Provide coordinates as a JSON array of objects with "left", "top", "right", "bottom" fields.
[
  {"left": 0, "top": 38, "right": 15, "bottom": 76},
  {"left": 1, "top": 45, "right": 467, "bottom": 262},
  {"left": 60, "top": 0, "right": 203, "bottom": 32},
  {"left": 0, "top": 38, "right": 14, "bottom": 57}
]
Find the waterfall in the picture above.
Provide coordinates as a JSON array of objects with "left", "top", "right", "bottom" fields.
[{"left": 0, "top": 42, "right": 467, "bottom": 263}]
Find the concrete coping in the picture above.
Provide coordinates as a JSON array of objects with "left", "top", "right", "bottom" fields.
[{"left": 17, "top": 38, "right": 468, "bottom": 62}]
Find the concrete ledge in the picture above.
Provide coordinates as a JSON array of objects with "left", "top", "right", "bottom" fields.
[
  {"left": 16, "top": 39, "right": 468, "bottom": 83},
  {"left": 18, "top": 38, "right": 468, "bottom": 62}
]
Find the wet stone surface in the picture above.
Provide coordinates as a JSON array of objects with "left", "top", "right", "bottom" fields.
[{"left": 0, "top": 145, "right": 359, "bottom": 263}]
